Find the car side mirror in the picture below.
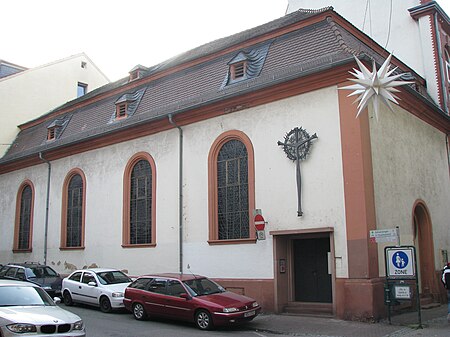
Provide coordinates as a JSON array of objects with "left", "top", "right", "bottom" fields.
[
  {"left": 179, "top": 293, "right": 190, "bottom": 300},
  {"left": 53, "top": 297, "right": 61, "bottom": 304},
  {"left": 88, "top": 281, "right": 97, "bottom": 287}
]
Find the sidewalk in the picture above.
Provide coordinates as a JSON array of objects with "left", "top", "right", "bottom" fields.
[{"left": 247, "top": 305, "right": 449, "bottom": 337}]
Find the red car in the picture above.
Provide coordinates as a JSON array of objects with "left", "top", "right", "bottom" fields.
[{"left": 123, "top": 273, "right": 261, "bottom": 330}]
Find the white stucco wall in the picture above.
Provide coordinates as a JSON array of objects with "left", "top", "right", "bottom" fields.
[
  {"left": 288, "top": 1, "right": 423, "bottom": 73},
  {"left": 182, "top": 86, "right": 347, "bottom": 279},
  {"left": 0, "top": 54, "right": 109, "bottom": 157},
  {"left": 0, "top": 86, "right": 349, "bottom": 279},
  {"left": 369, "top": 103, "right": 450, "bottom": 275}
]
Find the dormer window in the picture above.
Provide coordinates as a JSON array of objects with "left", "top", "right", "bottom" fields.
[
  {"left": 45, "top": 115, "right": 71, "bottom": 142},
  {"left": 128, "top": 65, "right": 148, "bottom": 82},
  {"left": 221, "top": 42, "right": 272, "bottom": 89},
  {"left": 129, "top": 71, "right": 139, "bottom": 81},
  {"left": 116, "top": 102, "right": 128, "bottom": 119},
  {"left": 109, "top": 88, "right": 147, "bottom": 123},
  {"left": 47, "top": 127, "right": 56, "bottom": 140},
  {"left": 231, "top": 61, "right": 247, "bottom": 80}
]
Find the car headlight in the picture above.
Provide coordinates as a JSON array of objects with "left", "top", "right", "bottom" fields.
[
  {"left": 7, "top": 323, "right": 37, "bottom": 333},
  {"left": 73, "top": 320, "right": 84, "bottom": 331},
  {"left": 252, "top": 301, "right": 259, "bottom": 308},
  {"left": 223, "top": 307, "right": 239, "bottom": 313},
  {"left": 112, "top": 292, "right": 124, "bottom": 298}
]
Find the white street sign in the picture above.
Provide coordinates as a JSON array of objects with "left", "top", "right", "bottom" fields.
[
  {"left": 394, "top": 285, "right": 411, "bottom": 299},
  {"left": 370, "top": 228, "right": 398, "bottom": 243},
  {"left": 256, "top": 230, "right": 266, "bottom": 240}
]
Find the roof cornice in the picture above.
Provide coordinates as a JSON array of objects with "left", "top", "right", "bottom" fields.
[{"left": 409, "top": 1, "right": 450, "bottom": 33}]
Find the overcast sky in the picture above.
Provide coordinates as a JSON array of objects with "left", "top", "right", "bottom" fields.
[{"left": 1, "top": 0, "right": 449, "bottom": 82}]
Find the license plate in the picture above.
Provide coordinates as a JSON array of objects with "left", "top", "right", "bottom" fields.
[{"left": 244, "top": 310, "right": 255, "bottom": 317}]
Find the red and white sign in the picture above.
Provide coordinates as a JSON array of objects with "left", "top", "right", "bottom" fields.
[{"left": 254, "top": 214, "right": 265, "bottom": 231}]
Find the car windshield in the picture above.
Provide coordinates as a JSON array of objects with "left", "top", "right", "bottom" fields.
[
  {"left": 27, "top": 266, "right": 58, "bottom": 279},
  {"left": 0, "top": 286, "right": 55, "bottom": 307},
  {"left": 96, "top": 271, "right": 131, "bottom": 285},
  {"left": 183, "top": 278, "right": 225, "bottom": 296}
]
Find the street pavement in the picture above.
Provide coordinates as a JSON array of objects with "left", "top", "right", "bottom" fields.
[
  {"left": 63, "top": 302, "right": 449, "bottom": 336},
  {"left": 246, "top": 305, "right": 449, "bottom": 337}
]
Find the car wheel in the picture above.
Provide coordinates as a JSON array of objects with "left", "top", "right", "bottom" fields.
[
  {"left": 63, "top": 291, "right": 73, "bottom": 306},
  {"left": 99, "top": 296, "right": 112, "bottom": 313},
  {"left": 195, "top": 309, "right": 213, "bottom": 330},
  {"left": 132, "top": 303, "right": 148, "bottom": 321}
]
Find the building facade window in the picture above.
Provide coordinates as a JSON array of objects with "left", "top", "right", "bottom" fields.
[
  {"left": 208, "top": 130, "right": 256, "bottom": 244},
  {"left": 116, "top": 103, "right": 128, "bottom": 119},
  {"left": 231, "top": 61, "right": 247, "bottom": 80},
  {"left": 61, "top": 169, "right": 86, "bottom": 249},
  {"left": 14, "top": 181, "right": 35, "bottom": 252},
  {"left": 77, "top": 82, "right": 87, "bottom": 97},
  {"left": 47, "top": 127, "right": 56, "bottom": 140},
  {"left": 123, "top": 152, "right": 157, "bottom": 247}
]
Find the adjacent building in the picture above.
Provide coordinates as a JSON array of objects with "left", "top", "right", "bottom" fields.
[
  {"left": 0, "top": 53, "right": 110, "bottom": 157},
  {"left": 0, "top": 3, "right": 449, "bottom": 320}
]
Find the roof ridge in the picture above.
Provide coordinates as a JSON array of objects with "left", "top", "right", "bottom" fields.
[{"left": 296, "top": 6, "right": 333, "bottom": 14}]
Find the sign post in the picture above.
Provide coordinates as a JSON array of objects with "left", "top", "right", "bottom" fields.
[{"left": 384, "top": 246, "right": 421, "bottom": 328}]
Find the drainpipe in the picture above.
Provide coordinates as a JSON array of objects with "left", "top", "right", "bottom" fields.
[
  {"left": 168, "top": 114, "right": 183, "bottom": 274},
  {"left": 39, "top": 152, "right": 51, "bottom": 265}
]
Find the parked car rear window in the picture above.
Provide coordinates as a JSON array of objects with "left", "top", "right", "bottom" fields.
[
  {"left": 0, "top": 267, "right": 7, "bottom": 277},
  {"left": 28, "top": 266, "right": 58, "bottom": 278},
  {"left": 129, "top": 277, "right": 153, "bottom": 289},
  {"left": 148, "top": 279, "right": 167, "bottom": 294},
  {"left": 82, "top": 273, "right": 96, "bottom": 284},
  {"left": 5, "top": 268, "right": 17, "bottom": 278},
  {"left": 68, "top": 272, "right": 82, "bottom": 282},
  {"left": 96, "top": 271, "right": 131, "bottom": 285},
  {"left": 167, "top": 280, "right": 186, "bottom": 297}
]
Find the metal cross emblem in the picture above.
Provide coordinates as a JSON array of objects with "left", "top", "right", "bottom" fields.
[{"left": 277, "top": 127, "right": 317, "bottom": 216}]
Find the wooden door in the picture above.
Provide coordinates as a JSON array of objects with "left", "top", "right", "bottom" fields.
[{"left": 293, "top": 238, "right": 332, "bottom": 303}]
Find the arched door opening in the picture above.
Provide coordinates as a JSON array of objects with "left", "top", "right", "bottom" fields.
[{"left": 413, "top": 201, "right": 438, "bottom": 300}]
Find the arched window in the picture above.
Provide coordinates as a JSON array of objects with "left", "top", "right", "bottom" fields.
[
  {"left": 14, "top": 180, "right": 35, "bottom": 252},
  {"left": 61, "top": 169, "right": 86, "bottom": 249},
  {"left": 208, "top": 130, "right": 256, "bottom": 244},
  {"left": 123, "top": 152, "right": 156, "bottom": 247}
]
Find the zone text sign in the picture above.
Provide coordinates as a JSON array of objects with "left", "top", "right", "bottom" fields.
[{"left": 386, "top": 247, "right": 415, "bottom": 278}]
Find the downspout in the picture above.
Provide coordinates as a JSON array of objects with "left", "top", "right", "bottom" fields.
[
  {"left": 168, "top": 114, "right": 183, "bottom": 274},
  {"left": 38, "top": 152, "right": 51, "bottom": 265}
]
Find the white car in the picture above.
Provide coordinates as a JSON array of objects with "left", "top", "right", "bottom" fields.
[
  {"left": 62, "top": 268, "right": 131, "bottom": 313},
  {"left": 0, "top": 279, "right": 85, "bottom": 336}
]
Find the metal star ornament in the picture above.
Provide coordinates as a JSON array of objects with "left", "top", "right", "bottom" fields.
[{"left": 340, "top": 54, "right": 413, "bottom": 120}]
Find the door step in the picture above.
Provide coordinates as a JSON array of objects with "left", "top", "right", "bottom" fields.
[{"left": 283, "top": 302, "right": 333, "bottom": 317}]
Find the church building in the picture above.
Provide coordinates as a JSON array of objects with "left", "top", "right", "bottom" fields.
[{"left": 0, "top": 3, "right": 449, "bottom": 319}]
